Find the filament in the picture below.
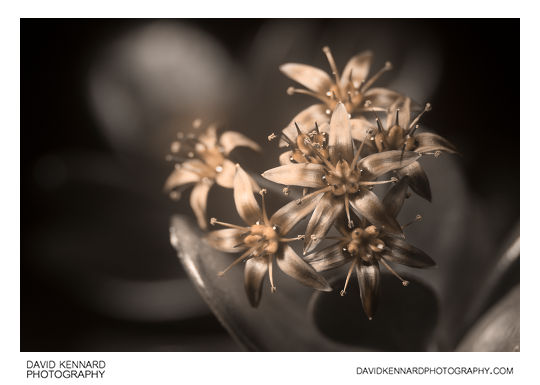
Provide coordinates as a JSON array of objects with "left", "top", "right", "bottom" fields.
[
  {"left": 218, "top": 248, "right": 255, "bottom": 276},
  {"left": 296, "top": 185, "right": 332, "bottom": 205},
  {"left": 210, "top": 218, "right": 249, "bottom": 231},
  {"left": 259, "top": 189, "right": 270, "bottom": 225},
  {"left": 361, "top": 61, "right": 392, "bottom": 92},
  {"left": 401, "top": 214, "right": 422, "bottom": 230},
  {"left": 340, "top": 259, "right": 357, "bottom": 296},
  {"left": 379, "top": 257, "right": 409, "bottom": 286},
  {"left": 359, "top": 177, "right": 397, "bottom": 186},
  {"left": 322, "top": 46, "right": 342, "bottom": 96},
  {"left": 268, "top": 257, "right": 276, "bottom": 292},
  {"left": 408, "top": 103, "right": 432, "bottom": 130}
]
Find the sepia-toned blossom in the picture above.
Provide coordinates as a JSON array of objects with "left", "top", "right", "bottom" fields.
[
  {"left": 279, "top": 46, "right": 405, "bottom": 146},
  {"left": 368, "top": 98, "right": 458, "bottom": 201},
  {"left": 305, "top": 178, "right": 435, "bottom": 319},
  {"left": 263, "top": 103, "right": 420, "bottom": 253},
  {"left": 206, "top": 165, "right": 331, "bottom": 307},
  {"left": 164, "top": 121, "right": 261, "bottom": 229}
]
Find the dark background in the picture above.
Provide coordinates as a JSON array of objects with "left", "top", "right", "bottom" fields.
[{"left": 21, "top": 19, "right": 519, "bottom": 351}]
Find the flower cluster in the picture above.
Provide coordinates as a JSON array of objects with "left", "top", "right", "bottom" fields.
[{"left": 165, "top": 47, "right": 457, "bottom": 318}]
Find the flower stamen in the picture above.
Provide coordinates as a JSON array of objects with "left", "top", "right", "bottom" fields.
[
  {"left": 268, "top": 257, "right": 276, "bottom": 293},
  {"left": 322, "top": 46, "right": 342, "bottom": 97},
  {"left": 259, "top": 189, "right": 270, "bottom": 225},
  {"left": 340, "top": 259, "right": 357, "bottom": 296},
  {"left": 296, "top": 185, "right": 332, "bottom": 205},
  {"left": 210, "top": 217, "right": 249, "bottom": 231},
  {"left": 401, "top": 214, "right": 423, "bottom": 230},
  {"left": 217, "top": 247, "right": 255, "bottom": 277},
  {"left": 359, "top": 177, "right": 398, "bottom": 186},
  {"left": 361, "top": 61, "right": 392, "bottom": 92},
  {"left": 379, "top": 256, "right": 409, "bottom": 286},
  {"left": 408, "top": 103, "right": 432, "bottom": 130}
]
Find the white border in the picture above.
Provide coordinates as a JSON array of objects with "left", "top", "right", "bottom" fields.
[{"left": 3, "top": 1, "right": 537, "bottom": 384}]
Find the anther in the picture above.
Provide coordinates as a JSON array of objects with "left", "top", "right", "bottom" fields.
[
  {"left": 282, "top": 187, "right": 290, "bottom": 195},
  {"left": 169, "top": 190, "right": 181, "bottom": 201},
  {"left": 192, "top": 119, "right": 202, "bottom": 129},
  {"left": 286, "top": 86, "right": 295, "bottom": 96},
  {"left": 210, "top": 218, "right": 217, "bottom": 225},
  {"left": 409, "top": 103, "right": 432, "bottom": 130},
  {"left": 259, "top": 188, "right": 267, "bottom": 196},
  {"left": 170, "top": 141, "right": 181, "bottom": 153},
  {"left": 434, "top": 151, "right": 441, "bottom": 158},
  {"left": 268, "top": 132, "right": 277, "bottom": 141}
]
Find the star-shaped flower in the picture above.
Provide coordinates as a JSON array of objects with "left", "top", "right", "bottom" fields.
[
  {"left": 279, "top": 46, "right": 405, "bottom": 146},
  {"left": 304, "top": 178, "right": 435, "bottom": 319},
  {"left": 262, "top": 103, "right": 421, "bottom": 253},
  {"left": 164, "top": 121, "right": 260, "bottom": 229},
  {"left": 206, "top": 165, "right": 331, "bottom": 307},
  {"left": 368, "top": 98, "right": 458, "bottom": 201}
]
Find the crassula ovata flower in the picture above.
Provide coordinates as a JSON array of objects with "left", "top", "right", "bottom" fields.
[
  {"left": 206, "top": 165, "right": 331, "bottom": 307},
  {"left": 305, "top": 178, "right": 435, "bottom": 319},
  {"left": 164, "top": 120, "right": 260, "bottom": 229},
  {"left": 263, "top": 103, "right": 420, "bottom": 253}
]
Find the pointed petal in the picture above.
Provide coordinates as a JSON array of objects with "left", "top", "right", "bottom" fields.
[
  {"left": 384, "top": 235, "right": 436, "bottom": 268},
  {"left": 304, "top": 192, "right": 344, "bottom": 253},
  {"left": 277, "top": 245, "right": 332, "bottom": 291},
  {"left": 363, "top": 87, "right": 403, "bottom": 109},
  {"left": 340, "top": 50, "right": 373, "bottom": 90},
  {"left": 215, "top": 159, "right": 236, "bottom": 189},
  {"left": 270, "top": 190, "right": 322, "bottom": 235},
  {"left": 278, "top": 150, "right": 293, "bottom": 165},
  {"left": 383, "top": 176, "right": 410, "bottom": 218},
  {"left": 415, "top": 132, "right": 458, "bottom": 154},
  {"left": 358, "top": 150, "right": 420, "bottom": 178},
  {"left": 234, "top": 165, "right": 262, "bottom": 225},
  {"left": 356, "top": 260, "right": 380, "bottom": 319},
  {"left": 279, "top": 63, "right": 333, "bottom": 94},
  {"left": 163, "top": 166, "right": 200, "bottom": 192},
  {"left": 190, "top": 181, "right": 213, "bottom": 229},
  {"left": 206, "top": 228, "right": 248, "bottom": 253},
  {"left": 199, "top": 123, "right": 218, "bottom": 148},
  {"left": 219, "top": 131, "right": 261, "bottom": 155},
  {"left": 397, "top": 161, "right": 431, "bottom": 201},
  {"left": 244, "top": 256, "right": 268, "bottom": 307},
  {"left": 262, "top": 163, "right": 326, "bottom": 188},
  {"left": 350, "top": 117, "right": 374, "bottom": 141},
  {"left": 329, "top": 103, "right": 354, "bottom": 163},
  {"left": 351, "top": 190, "right": 402, "bottom": 235},
  {"left": 304, "top": 243, "right": 350, "bottom": 272},
  {"left": 280, "top": 104, "right": 328, "bottom": 147}
]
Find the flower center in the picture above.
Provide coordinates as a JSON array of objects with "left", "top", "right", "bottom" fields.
[
  {"left": 244, "top": 224, "right": 280, "bottom": 255},
  {"left": 344, "top": 226, "right": 385, "bottom": 261},
  {"left": 324, "top": 160, "right": 362, "bottom": 197}
]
